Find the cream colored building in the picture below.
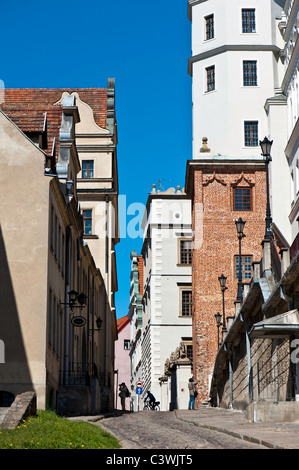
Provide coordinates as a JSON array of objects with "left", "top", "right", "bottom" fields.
[{"left": 0, "top": 82, "right": 119, "bottom": 414}]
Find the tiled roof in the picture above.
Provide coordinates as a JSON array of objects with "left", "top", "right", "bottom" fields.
[
  {"left": 117, "top": 315, "right": 130, "bottom": 333},
  {"left": 0, "top": 88, "right": 108, "bottom": 160},
  {"left": 1, "top": 88, "right": 107, "bottom": 128}
]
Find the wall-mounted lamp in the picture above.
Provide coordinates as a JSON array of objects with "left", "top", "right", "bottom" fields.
[
  {"left": 214, "top": 312, "right": 222, "bottom": 349},
  {"left": 89, "top": 316, "right": 103, "bottom": 332},
  {"left": 259, "top": 137, "right": 273, "bottom": 239},
  {"left": 218, "top": 274, "right": 228, "bottom": 335},
  {"left": 61, "top": 290, "right": 87, "bottom": 312}
]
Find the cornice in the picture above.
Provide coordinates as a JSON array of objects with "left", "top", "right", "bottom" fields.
[
  {"left": 188, "top": 44, "right": 281, "bottom": 76},
  {"left": 187, "top": 0, "right": 208, "bottom": 21},
  {"left": 185, "top": 157, "right": 266, "bottom": 196}
]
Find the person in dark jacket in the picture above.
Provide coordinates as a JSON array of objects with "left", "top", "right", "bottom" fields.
[
  {"left": 119, "top": 382, "right": 129, "bottom": 411},
  {"left": 188, "top": 377, "right": 198, "bottom": 410},
  {"left": 146, "top": 390, "right": 156, "bottom": 409}
]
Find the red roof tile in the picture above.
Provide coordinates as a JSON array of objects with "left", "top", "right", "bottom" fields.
[
  {"left": 117, "top": 315, "right": 130, "bottom": 333},
  {"left": 0, "top": 88, "right": 108, "bottom": 161},
  {"left": 1, "top": 88, "right": 107, "bottom": 128}
]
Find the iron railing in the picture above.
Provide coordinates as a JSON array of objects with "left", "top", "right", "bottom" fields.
[{"left": 59, "top": 362, "right": 97, "bottom": 386}]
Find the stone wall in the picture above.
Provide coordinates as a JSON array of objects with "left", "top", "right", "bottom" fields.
[
  {"left": 217, "top": 331, "right": 292, "bottom": 410},
  {"left": 0, "top": 391, "right": 36, "bottom": 429}
]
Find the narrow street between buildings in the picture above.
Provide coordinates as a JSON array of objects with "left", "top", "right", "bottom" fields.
[
  {"left": 96, "top": 408, "right": 265, "bottom": 450},
  {"left": 80, "top": 406, "right": 299, "bottom": 451}
]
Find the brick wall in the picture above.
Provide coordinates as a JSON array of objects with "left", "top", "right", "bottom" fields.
[{"left": 191, "top": 165, "right": 267, "bottom": 403}]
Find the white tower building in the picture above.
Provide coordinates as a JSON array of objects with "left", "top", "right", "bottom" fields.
[{"left": 188, "top": 0, "right": 291, "bottom": 243}]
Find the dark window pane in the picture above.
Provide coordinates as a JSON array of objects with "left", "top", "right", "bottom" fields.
[
  {"left": 244, "top": 121, "right": 258, "bottom": 146},
  {"left": 243, "top": 61, "right": 257, "bottom": 86},
  {"left": 234, "top": 188, "right": 251, "bottom": 211},
  {"left": 205, "top": 14, "right": 214, "bottom": 40},
  {"left": 235, "top": 255, "right": 252, "bottom": 279},
  {"left": 182, "top": 291, "right": 192, "bottom": 316},
  {"left": 242, "top": 9, "right": 256, "bottom": 33},
  {"left": 180, "top": 240, "right": 192, "bottom": 264}
]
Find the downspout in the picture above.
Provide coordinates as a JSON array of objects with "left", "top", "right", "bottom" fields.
[
  {"left": 64, "top": 226, "right": 71, "bottom": 385},
  {"left": 91, "top": 274, "right": 95, "bottom": 367},
  {"left": 105, "top": 195, "right": 110, "bottom": 387},
  {"left": 87, "top": 266, "right": 90, "bottom": 369}
]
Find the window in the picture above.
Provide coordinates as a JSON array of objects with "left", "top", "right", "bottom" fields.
[
  {"left": 186, "top": 344, "right": 193, "bottom": 361},
  {"left": 82, "top": 210, "right": 92, "bottom": 235},
  {"left": 181, "top": 338, "right": 193, "bottom": 361},
  {"left": 235, "top": 255, "right": 252, "bottom": 280},
  {"left": 234, "top": 188, "right": 252, "bottom": 211},
  {"left": 206, "top": 65, "right": 215, "bottom": 92},
  {"left": 244, "top": 121, "right": 258, "bottom": 146},
  {"left": 82, "top": 160, "right": 94, "bottom": 178},
  {"left": 205, "top": 14, "right": 214, "bottom": 40},
  {"left": 180, "top": 239, "right": 192, "bottom": 265},
  {"left": 243, "top": 61, "right": 257, "bottom": 86},
  {"left": 242, "top": 9, "right": 256, "bottom": 33},
  {"left": 182, "top": 290, "right": 192, "bottom": 316},
  {"left": 124, "top": 340, "right": 130, "bottom": 350}
]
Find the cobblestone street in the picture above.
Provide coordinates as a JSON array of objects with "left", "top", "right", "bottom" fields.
[{"left": 98, "top": 410, "right": 268, "bottom": 450}]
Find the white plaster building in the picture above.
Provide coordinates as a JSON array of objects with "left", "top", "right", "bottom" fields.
[
  {"left": 277, "top": 1, "right": 299, "bottom": 248},
  {"left": 128, "top": 251, "right": 144, "bottom": 412},
  {"left": 188, "top": 0, "right": 292, "bottom": 243},
  {"left": 139, "top": 185, "right": 193, "bottom": 411}
]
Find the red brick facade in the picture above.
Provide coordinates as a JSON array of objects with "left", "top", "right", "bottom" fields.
[{"left": 186, "top": 159, "right": 267, "bottom": 403}]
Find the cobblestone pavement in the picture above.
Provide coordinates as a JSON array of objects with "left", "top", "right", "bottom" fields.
[{"left": 96, "top": 409, "right": 269, "bottom": 450}]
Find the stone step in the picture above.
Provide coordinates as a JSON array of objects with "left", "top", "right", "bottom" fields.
[{"left": 0, "top": 407, "right": 9, "bottom": 426}]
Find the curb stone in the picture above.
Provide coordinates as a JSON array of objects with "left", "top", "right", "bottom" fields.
[{"left": 174, "top": 411, "right": 286, "bottom": 450}]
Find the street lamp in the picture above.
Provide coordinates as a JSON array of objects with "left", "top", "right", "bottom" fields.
[
  {"left": 218, "top": 274, "right": 228, "bottom": 334},
  {"left": 61, "top": 290, "right": 87, "bottom": 312},
  {"left": 214, "top": 312, "right": 222, "bottom": 349},
  {"left": 235, "top": 217, "right": 246, "bottom": 302},
  {"left": 259, "top": 137, "right": 273, "bottom": 239}
]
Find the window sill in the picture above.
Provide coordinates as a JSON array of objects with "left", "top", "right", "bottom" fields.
[{"left": 83, "top": 234, "right": 99, "bottom": 239}]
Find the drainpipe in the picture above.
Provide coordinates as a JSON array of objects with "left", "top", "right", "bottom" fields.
[
  {"left": 87, "top": 267, "right": 90, "bottom": 368},
  {"left": 241, "top": 313, "right": 253, "bottom": 405},
  {"left": 91, "top": 275, "right": 95, "bottom": 367},
  {"left": 64, "top": 226, "right": 71, "bottom": 385},
  {"left": 105, "top": 195, "right": 110, "bottom": 387}
]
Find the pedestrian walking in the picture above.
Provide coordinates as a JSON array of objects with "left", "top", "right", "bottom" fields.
[
  {"left": 119, "top": 382, "right": 130, "bottom": 411},
  {"left": 188, "top": 377, "right": 198, "bottom": 410}
]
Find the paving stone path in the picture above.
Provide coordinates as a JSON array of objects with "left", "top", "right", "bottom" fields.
[{"left": 98, "top": 410, "right": 268, "bottom": 449}]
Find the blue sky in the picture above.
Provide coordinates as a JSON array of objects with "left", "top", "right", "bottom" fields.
[{"left": 0, "top": 0, "right": 192, "bottom": 318}]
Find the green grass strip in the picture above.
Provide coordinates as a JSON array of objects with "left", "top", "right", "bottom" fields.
[{"left": 0, "top": 409, "right": 121, "bottom": 449}]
